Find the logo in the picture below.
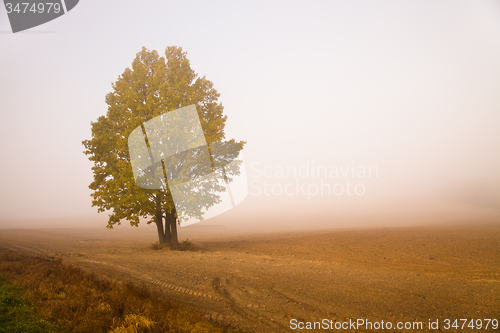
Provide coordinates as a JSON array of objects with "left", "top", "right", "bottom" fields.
[
  {"left": 128, "top": 105, "right": 248, "bottom": 226},
  {"left": 3, "top": 0, "right": 79, "bottom": 33}
]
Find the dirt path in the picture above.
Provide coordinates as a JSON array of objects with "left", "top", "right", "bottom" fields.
[{"left": 0, "top": 224, "right": 499, "bottom": 332}]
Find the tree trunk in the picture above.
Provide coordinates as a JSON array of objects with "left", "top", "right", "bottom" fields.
[
  {"left": 155, "top": 194, "right": 166, "bottom": 244},
  {"left": 165, "top": 210, "right": 178, "bottom": 246},
  {"left": 171, "top": 214, "right": 178, "bottom": 246},
  {"left": 164, "top": 213, "right": 171, "bottom": 246},
  {"left": 155, "top": 214, "right": 165, "bottom": 244}
]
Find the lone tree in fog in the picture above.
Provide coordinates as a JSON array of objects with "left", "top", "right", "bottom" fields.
[{"left": 82, "top": 46, "right": 244, "bottom": 246}]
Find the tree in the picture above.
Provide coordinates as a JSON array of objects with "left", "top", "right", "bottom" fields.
[{"left": 82, "top": 46, "right": 244, "bottom": 246}]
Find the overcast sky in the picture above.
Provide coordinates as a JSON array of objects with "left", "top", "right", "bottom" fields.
[{"left": 1, "top": 0, "right": 499, "bottom": 228}]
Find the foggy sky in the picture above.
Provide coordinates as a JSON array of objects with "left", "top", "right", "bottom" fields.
[{"left": 1, "top": 0, "right": 499, "bottom": 228}]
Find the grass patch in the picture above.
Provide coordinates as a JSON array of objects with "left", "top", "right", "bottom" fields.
[
  {"left": 174, "top": 239, "right": 198, "bottom": 252},
  {"left": 151, "top": 239, "right": 199, "bottom": 252},
  {"left": 149, "top": 243, "right": 170, "bottom": 251},
  {"left": 0, "top": 247, "right": 226, "bottom": 333},
  {"left": 0, "top": 276, "right": 58, "bottom": 333}
]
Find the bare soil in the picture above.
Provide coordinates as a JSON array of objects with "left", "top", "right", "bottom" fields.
[{"left": 0, "top": 223, "right": 499, "bottom": 332}]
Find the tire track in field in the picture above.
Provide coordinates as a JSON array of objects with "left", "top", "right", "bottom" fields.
[{"left": 78, "top": 258, "right": 224, "bottom": 301}]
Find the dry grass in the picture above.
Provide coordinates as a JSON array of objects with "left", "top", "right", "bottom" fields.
[
  {"left": 0, "top": 247, "right": 226, "bottom": 333},
  {"left": 173, "top": 239, "right": 199, "bottom": 251},
  {"left": 151, "top": 239, "right": 199, "bottom": 252}
]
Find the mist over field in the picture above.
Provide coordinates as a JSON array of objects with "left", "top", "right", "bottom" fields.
[
  {"left": 2, "top": 5, "right": 500, "bottom": 331},
  {"left": 1, "top": 0, "right": 500, "bottom": 230}
]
